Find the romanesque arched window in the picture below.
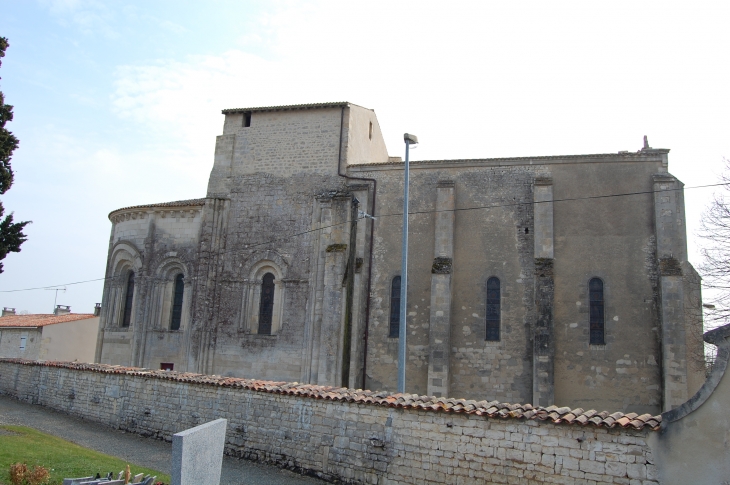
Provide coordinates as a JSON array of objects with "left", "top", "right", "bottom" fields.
[
  {"left": 486, "top": 277, "right": 501, "bottom": 341},
  {"left": 258, "top": 272, "right": 275, "bottom": 335},
  {"left": 170, "top": 273, "right": 184, "bottom": 330},
  {"left": 589, "top": 278, "right": 605, "bottom": 345},
  {"left": 122, "top": 271, "right": 135, "bottom": 327},
  {"left": 389, "top": 276, "right": 401, "bottom": 338}
]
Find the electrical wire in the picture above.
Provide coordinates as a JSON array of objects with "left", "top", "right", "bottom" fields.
[
  {"left": 1, "top": 181, "right": 727, "bottom": 293},
  {"left": 0, "top": 278, "right": 110, "bottom": 293}
]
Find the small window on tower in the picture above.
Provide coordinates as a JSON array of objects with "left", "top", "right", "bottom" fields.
[
  {"left": 369, "top": 121, "right": 373, "bottom": 140},
  {"left": 243, "top": 112, "right": 252, "bottom": 127},
  {"left": 160, "top": 363, "right": 174, "bottom": 371}
]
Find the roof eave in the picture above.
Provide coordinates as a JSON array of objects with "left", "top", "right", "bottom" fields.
[{"left": 221, "top": 102, "right": 352, "bottom": 115}]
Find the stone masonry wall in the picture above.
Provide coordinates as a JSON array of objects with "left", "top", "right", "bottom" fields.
[{"left": 0, "top": 360, "right": 660, "bottom": 485}]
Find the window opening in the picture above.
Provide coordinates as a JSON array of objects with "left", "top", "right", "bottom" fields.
[
  {"left": 243, "top": 112, "right": 252, "bottom": 127},
  {"left": 19, "top": 335, "right": 26, "bottom": 351},
  {"left": 258, "top": 272, "right": 275, "bottom": 334},
  {"left": 389, "top": 276, "right": 401, "bottom": 337},
  {"left": 170, "top": 273, "right": 184, "bottom": 330},
  {"left": 160, "top": 363, "right": 174, "bottom": 371},
  {"left": 122, "top": 271, "right": 135, "bottom": 327},
  {"left": 486, "top": 277, "right": 501, "bottom": 341},
  {"left": 589, "top": 278, "right": 605, "bottom": 345},
  {"left": 369, "top": 121, "right": 373, "bottom": 140}
]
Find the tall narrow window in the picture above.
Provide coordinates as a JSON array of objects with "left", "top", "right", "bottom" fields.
[
  {"left": 122, "top": 271, "right": 135, "bottom": 327},
  {"left": 389, "top": 276, "right": 401, "bottom": 338},
  {"left": 589, "top": 278, "right": 605, "bottom": 345},
  {"left": 243, "top": 112, "right": 252, "bottom": 127},
  {"left": 170, "top": 274, "right": 184, "bottom": 330},
  {"left": 258, "top": 272, "right": 275, "bottom": 334},
  {"left": 486, "top": 277, "right": 501, "bottom": 341}
]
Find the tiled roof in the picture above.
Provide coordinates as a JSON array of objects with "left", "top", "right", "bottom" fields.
[
  {"left": 222, "top": 102, "right": 363, "bottom": 114},
  {"left": 0, "top": 359, "right": 661, "bottom": 431},
  {"left": 109, "top": 198, "right": 207, "bottom": 217},
  {"left": 349, "top": 150, "right": 670, "bottom": 168},
  {"left": 0, "top": 314, "right": 96, "bottom": 328}
]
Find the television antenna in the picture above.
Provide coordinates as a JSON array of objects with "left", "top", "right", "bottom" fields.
[{"left": 44, "top": 287, "right": 67, "bottom": 313}]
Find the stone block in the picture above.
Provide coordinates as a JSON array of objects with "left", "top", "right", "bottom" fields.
[{"left": 172, "top": 418, "right": 227, "bottom": 485}]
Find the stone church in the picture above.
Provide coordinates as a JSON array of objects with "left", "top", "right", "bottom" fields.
[{"left": 95, "top": 102, "right": 705, "bottom": 415}]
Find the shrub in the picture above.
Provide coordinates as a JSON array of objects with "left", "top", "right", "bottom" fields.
[{"left": 8, "top": 463, "right": 50, "bottom": 485}]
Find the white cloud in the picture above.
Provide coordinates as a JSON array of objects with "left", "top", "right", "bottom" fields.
[
  {"left": 104, "top": 0, "right": 730, "bottom": 263},
  {"left": 39, "top": 0, "right": 119, "bottom": 38}
]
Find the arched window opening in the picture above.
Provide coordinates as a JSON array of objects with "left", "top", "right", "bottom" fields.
[
  {"left": 486, "top": 277, "right": 501, "bottom": 341},
  {"left": 170, "top": 273, "right": 184, "bottom": 330},
  {"left": 389, "top": 276, "right": 401, "bottom": 338},
  {"left": 122, "top": 271, "right": 135, "bottom": 327},
  {"left": 258, "top": 272, "right": 275, "bottom": 335},
  {"left": 589, "top": 278, "right": 605, "bottom": 345}
]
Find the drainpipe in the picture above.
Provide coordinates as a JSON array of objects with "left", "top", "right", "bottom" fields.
[{"left": 336, "top": 105, "right": 377, "bottom": 389}]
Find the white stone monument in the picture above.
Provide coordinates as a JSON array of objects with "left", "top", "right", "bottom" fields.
[{"left": 172, "top": 418, "right": 227, "bottom": 485}]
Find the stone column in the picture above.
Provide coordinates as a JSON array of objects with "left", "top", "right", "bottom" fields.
[
  {"left": 427, "top": 181, "right": 455, "bottom": 398},
  {"left": 317, "top": 242, "right": 347, "bottom": 386},
  {"left": 533, "top": 177, "right": 555, "bottom": 407},
  {"left": 653, "top": 174, "right": 689, "bottom": 411}
]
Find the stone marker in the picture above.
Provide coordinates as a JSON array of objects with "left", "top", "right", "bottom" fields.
[{"left": 172, "top": 418, "right": 227, "bottom": 485}]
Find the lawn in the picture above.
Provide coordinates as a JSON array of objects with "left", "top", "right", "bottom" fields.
[{"left": 0, "top": 426, "right": 170, "bottom": 485}]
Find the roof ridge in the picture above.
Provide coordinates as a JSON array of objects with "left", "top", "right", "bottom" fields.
[
  {"left": 222, "top": 101, "right": 356, "bottom": 114},
  {"left": 349, "top": 150, "right": 670, "bottom": 167},
  {"left": 109, "top": 198, "right": 207, "bottom": 218}
]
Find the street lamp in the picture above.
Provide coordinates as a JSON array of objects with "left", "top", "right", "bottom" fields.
[{"left": 398, "top": 133, "right": 418, "bottom": 393}]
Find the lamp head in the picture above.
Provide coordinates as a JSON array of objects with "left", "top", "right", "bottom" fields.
[{"left": 404, "top": 133, "right": 419, "bottom": 145}]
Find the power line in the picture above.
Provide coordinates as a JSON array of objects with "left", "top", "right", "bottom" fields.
[
  {"left": 0, "top": 277, "right": 110, "bottom": 293},
  {"left": 1, "top": 181, "right": 727, "bottom": 294}
]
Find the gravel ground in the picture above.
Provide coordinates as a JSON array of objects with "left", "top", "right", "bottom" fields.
[{"left": 0, "top": 395, "right": 327, "bottom": 485}]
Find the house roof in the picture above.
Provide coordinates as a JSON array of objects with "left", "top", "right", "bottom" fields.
[
  {"left": 221, "top": 101, "right": 370, "bottom": 114},
  {"left": 108, "top": 198, "right": 207, "bottom": 219},
  {"left": 0, "top": 314, "right": 97, "bottom": 328},
  {"left": 0, "top": 359, "right": 661, "bottom": 431}
]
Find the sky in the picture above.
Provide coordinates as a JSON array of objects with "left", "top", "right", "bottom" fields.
[{"left": 0, "top": 0, "right": 729, "bottom": 314}]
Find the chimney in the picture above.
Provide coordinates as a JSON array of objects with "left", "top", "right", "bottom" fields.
[
  {"left": 54, "top": 305, "right": 71, "bottom": 315},
  {"left": 2, "top": 307, "right": 16, "bottom": 316},
  {"left": 94, "top": 303, "right": 101, "bottom": 316}
]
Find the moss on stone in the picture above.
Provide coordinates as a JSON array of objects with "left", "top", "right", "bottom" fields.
[
  {"left": 432, "top": 257, "right": 453, "bottom": 274},
  {"left": 535, "top": 257, "right": 554, "bottom": 277}
]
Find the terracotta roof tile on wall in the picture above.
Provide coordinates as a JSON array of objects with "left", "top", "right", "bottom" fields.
[
  {"left": 0, "top": 359, "right": 661, "bottom": 431},
  {"left": 0, "top": 314, "right": 96, "bottom": 328}
]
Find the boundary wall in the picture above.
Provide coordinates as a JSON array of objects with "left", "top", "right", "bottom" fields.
[{"left": 0, "top": 359, "right": 661, "bottom": 485}]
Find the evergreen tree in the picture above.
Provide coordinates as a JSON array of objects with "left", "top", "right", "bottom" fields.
[{"left": 0, "top": 37, "right": 29, "bottom": 273}]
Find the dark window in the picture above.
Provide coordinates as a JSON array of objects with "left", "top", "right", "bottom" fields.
[
  {"left": 160, "top": 363, "right": 174, "bottom": 371},
  {"left": 389, "top": 276, "right": 401, "bottom": 338},
  {"left": 243, "top": 112, "right": 252, "bottom": 127},
  {"left": 486, "top": 277, "right": 500, "bottom": 341},
  {"left": 122, "top": 271, "right": 135, "bottom": 327},
  {"left": 589, "top": 278, "right": 605, "bottom": 345},
  {"left": 258, "top": 272, "right": 275, "bottom": 334},
  {"left": 170, "top": 274, "right": 184, "bottom": 330}
]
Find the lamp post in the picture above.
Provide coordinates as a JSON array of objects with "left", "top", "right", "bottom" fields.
[{"left": 398, "top": 133, "right": 418, "bottom": 393}]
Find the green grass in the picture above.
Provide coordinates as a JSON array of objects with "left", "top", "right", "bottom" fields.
[{"left": 0, "top": 426, "right": 170, "bottom": 485}]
